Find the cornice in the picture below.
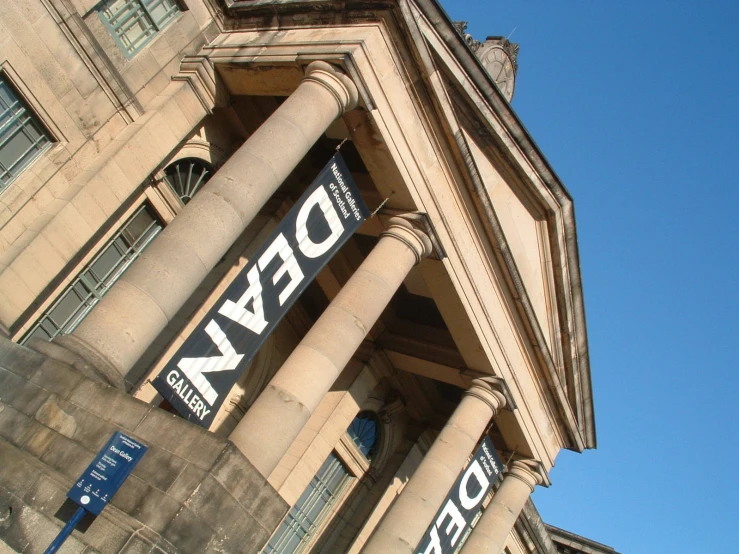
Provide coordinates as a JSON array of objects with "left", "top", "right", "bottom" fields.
[
  {"left": 546, "top": 525, "right": 621, "bottom": 554},
  {"left": 515, "top": 500, "right": 559, "bottom": 554}
]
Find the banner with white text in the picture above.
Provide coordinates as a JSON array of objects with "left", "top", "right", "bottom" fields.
[
  {"left": 416, "top": 436, "right": 504, "bottom": 554},
  {"left": 152, "top": 153, "right": 369, "bottom": 427}
]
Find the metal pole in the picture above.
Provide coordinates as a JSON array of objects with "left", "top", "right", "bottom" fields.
[{"left": 44, "top": 505, "right": 86, "bottom": 554}]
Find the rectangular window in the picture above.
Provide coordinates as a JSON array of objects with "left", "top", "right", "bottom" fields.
[
  {"left": 0, "top": 76, "right": 52, "bottom": 190},
  {"left": 264, "top": 454, "right": 351, "bottom": 554},
  {"left": 21, "top": 205, "right": 163, "bottom": 344},
  {"left": 98, "top": 0, "right": 180, "bottom": 58}
]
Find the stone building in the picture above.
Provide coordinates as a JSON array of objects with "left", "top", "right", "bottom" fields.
[{"left": 0, "top": 0, "right": 616, "bottom": 553}]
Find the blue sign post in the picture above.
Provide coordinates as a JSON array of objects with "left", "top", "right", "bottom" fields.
[{"left": 44, "top": 432, "right": 148, "bottom": 554}]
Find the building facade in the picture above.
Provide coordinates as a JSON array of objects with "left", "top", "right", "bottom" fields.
[{"left": 0, "top": 0, "right": 614, "bottom": 553}]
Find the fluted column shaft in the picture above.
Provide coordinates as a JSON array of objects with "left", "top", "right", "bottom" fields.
[
  {"left": 361, "top": 379, "right": 507, "bottom": 554},
  {"left": 230, "top": 216, "right": 432, "bottom": 477},
  {"left": 54, "top": 62, "right": 358, "bottom": 386},
  {"left": 459, "top": 460, "right": 542, "bottom": 554}
]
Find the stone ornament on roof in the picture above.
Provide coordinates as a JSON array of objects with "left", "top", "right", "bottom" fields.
[
  {"left": 453, "top": 21, "right": 483, "bottom": 52},
  {"left": 454, "top": 23, "right": 520, "bottom": 102}
]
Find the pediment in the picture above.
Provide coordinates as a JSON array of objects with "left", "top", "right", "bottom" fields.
[
  {"left": 402, "top": 16, "right": 595, "bottom": 451},
  {"left": 462, "top": 130, "right": 560, "bottom": 361}
]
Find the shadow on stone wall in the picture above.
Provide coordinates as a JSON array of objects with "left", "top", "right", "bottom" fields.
[{"left": 0, "top": 337, "right": 287, "bottom": 553}]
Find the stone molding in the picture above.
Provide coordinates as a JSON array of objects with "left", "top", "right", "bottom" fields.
[
  {"left": 464, "top": 377, "right": 507, "bottom": 414},
  {"left": 303, "top": 61, "right": 359, "bottom": 116},
  {"left": 378, "top": 390, "right": 406, "bottom": 424},
  {"left": 380, "top": 215, "right": 434, "bottom": 264},
  {"left": 506, "top": 459, "right": 545, "bottom": 492},
  {"left": 463, "top": 374, "right": 517, "bottom": 411},
  {"left": 452, "top": 21, "right": 482, "bottom": 52},
  {"left": 44, "top": 0, "right": 143, "bottom": 122},
  {"left": 173, "top": 55, "right": 223, "bottom": 114}
]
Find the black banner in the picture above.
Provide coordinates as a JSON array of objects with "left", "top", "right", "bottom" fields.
[
  {"left": 152, "top": 153, "right": 369, "bottom": 427},
  {"left": 416, "top": 436, "right": 504, "bottom": 554}
]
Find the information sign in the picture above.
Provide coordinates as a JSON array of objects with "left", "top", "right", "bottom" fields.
[
  {"left": 67, "top": 431, "right": 148, "bottom": 515},
  {"left": 46, "top": 432, "right": 148, "bottom": 554}
]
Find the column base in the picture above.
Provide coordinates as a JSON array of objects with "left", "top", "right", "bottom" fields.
[{"left": 29, "top": 335, "right": 125, "bottom": 390}]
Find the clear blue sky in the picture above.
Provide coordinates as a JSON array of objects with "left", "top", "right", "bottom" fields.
[{"left": 440, "top": 1, "right": 739, "bottom": 552}]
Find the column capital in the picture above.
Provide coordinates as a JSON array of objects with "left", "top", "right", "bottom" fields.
[
  {"left": 464, "top": 377, "right": 507, "bottom": 414},
  {"left": 506, "top": 459, "right": 544, "bottom": 493},
  {"left": 381, "top": 214, "right": 434, "bottom": 264},
  {"left": 303, "top": 61, "right": 358, "bottom": 115}
]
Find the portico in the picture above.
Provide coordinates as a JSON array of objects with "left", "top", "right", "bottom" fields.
[{"left": 0, "top": 2, "right": 596, "bottom": 553}]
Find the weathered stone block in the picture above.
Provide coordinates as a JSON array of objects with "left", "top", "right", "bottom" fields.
[
  {"left": 29, "top": 360, "right": 84, "bottom": 399},
  {"left": 67, "top": 380, "right": 149, "bottom": 433},
  {"left": 0, "top": 369, "right": 50, "bottom": 417},
  {"left": 35, "top": 395, "right": 120, "bottom": 453},
  {"left": 108, "top": 476, "right": 180, "bottom": 535},
  {"left": 118, "top": 534, "right": 154, "bottom": 554},
  {"left": 0, "top": 442, "right": 42, "bottom": 497},
  {"left": 38, "top": 433, "right": 94, "bottom": 483},
  {"left": 212, "top": 524, "right": 271, "bottom": 554},
  {"left": 0, "top": 494, "right": 88, "bottom": 554},
  {"left": 165, "top": 463, "right": 207, "bottom": 504},
  {"left": 33, "top": 396, "right": 78, "bottom": 439},
  {"left": 20, "top": 474, "right": 68, "bottom": 520},
  {"left": 23, "top": 426, "right": 57, "bottom": 458},
  {"left": 161, "top": 507, "right": 215, "bottom": 554},
  {"left": 0, "top": 492, "right": 32, "bottom": 554},
  {"left": 75, "top": 512, "right": 133, "bottom": 554},
  {"left": 130, "top": 446, "right": 188, "bottom": 494},
  {"left": 105, "top": 476, "right": 147, "bottom": 519},
  {"left": 133, "top": 409, "right": 226, "bottom": 470},
  {"left": 211, "top": 443, "right": 288, "bottom": 532},
  {"left": 0, "top": 341, "right": 43, "bottom": 380},
  {"left": 0, "top": 404, "right": 40, "bottom": 449},
  {"left": 183, "top": 474, "right": 244, "bottom": 537}
]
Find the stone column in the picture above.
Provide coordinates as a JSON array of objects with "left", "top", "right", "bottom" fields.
[
  {"left": 229, "top": 216, "right": 432, "bottom": 477},
  {"left": 52, "top": 62, "right": 358, "bottom": 388},
  {"left": 459, "top": 459, "right": 543, "bottom": 554},
  {"left": 361, "top": 378, "right": 506, "bottom": 554}
]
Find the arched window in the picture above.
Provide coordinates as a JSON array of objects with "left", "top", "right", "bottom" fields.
[
  {"left": 264, "top": 413, "right": 380, "bottom": 554},
  {"left": 348, "top": 411, "right": 380, "bottom": 460},
  {"left": 162, "top": 157, "right": 214, "bottom": 204}
]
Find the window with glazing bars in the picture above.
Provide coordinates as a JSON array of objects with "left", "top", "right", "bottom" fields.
[
  {"left": 21, "top": 205, "right": 163, "bottom": 344},
  {"left": 0, "top": 76, "right": 51, "bottom": 190},
  {"left": 163, "top": 157, "right": 214, "bottom": 205},
  {"left": 98, "top": 0, "right": 180, "bottom": 58},
  {"left": 263, "top": 414, "right": 380, "bottom": 554},
  {"left": 264, "top": 454, "right": 351, "bottom": 554}
]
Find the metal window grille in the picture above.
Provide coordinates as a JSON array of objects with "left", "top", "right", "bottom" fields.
[
  {"left": 0, "top": 77, "right": 51, "bottom": 190},
  {"left": 98, "top": 0, "right": 180, "bottom": 58},
  {"left": 21, "top": 205, "right": 163, "bottom": 344},
  {"left": 163, "top": 157, "right": 214, "bottom": 205},
  {"left": 264, "top": 454, "right": 351, "bottom": 554},
  {"left": 263, "top": 414, "right": 380, "bottom": 554},
  {"left": 347, "top": 411, "right": 379, "bottom": 460}
]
